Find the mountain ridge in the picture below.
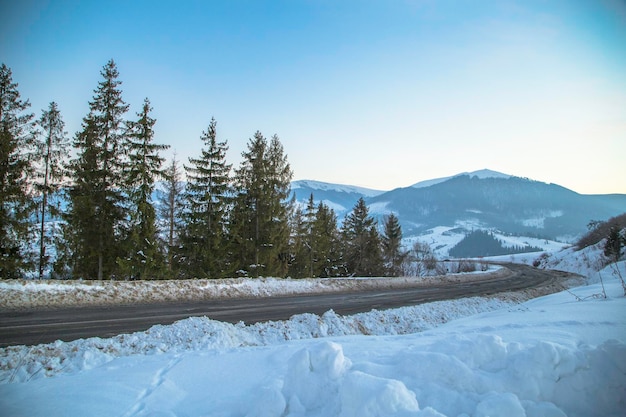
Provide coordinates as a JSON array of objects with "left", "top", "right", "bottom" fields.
[
  {"left": 289, "top": 169, "right": 626, "bottom": 252},
  {"left": 410, "top": 168, "right": 513, "bottom": 189}
]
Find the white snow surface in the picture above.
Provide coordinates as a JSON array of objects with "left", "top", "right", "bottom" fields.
[{"left": 1, "top": 246, "right": 625, "bottom": 416}]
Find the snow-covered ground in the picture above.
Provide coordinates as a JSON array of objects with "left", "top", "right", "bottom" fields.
[
  {"left": 402, "top": 224, "right": 568, "bottom": 259},
  {"left": 0, "top": 246, "right": 625, "bottom": 416}
]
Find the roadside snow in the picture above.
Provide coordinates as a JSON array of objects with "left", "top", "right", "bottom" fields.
[
  {"left": 1, "top": 277, "right": 624, "bottom": 417},
  {"left": 0, "top": 296, "right": 516, "bottom": 384},
  {"left": 0, "top": 267, "right": 507, "bottom": 309},
  {"left": 0, "top": 243, "right": 624, "bottom": 417}
]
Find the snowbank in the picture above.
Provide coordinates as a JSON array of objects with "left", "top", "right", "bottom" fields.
[
  {"left": 0, "top": 296, "right": 516, "bottom": 383},
  {"left": 0, "top": 267, "right": 507, "bottom": 309}
]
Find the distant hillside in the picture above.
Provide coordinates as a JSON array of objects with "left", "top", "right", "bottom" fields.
[
  {"left": 368, "top": 174, "right": 626, "bottom": 241},
  {"left": 449, "top": 230, "right": 543, "bottom": 258},
  {"left": 290, "top": 170, "right": 626, "bottom": 253}
]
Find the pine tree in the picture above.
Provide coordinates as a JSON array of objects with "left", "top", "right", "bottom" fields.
[
  {"left": 230, "top": 132, "right": 292, "bottom": 277},
  {"left": 158, "top": 155, "right": 185, "bottom": 275},
  {"left": 381, "top": 213, "right": 407, "bottom": 277},
  {"left": 119, "top": 98, "right": 169, "bottom": 279},
  {"left": 33, "top": 102, "right": 69, "bottom": 279},
  {"left": 0, "top": 63, "right": 35, "bottom": 279},
  {"left": 180, "top": 118, "right": 232, "bottom": 278},
  {"left": 341, "top": 197, "right": 383, "bottom": 277},
  {"left": 66, "top": 60, "right": 129, "bottom": 279}
]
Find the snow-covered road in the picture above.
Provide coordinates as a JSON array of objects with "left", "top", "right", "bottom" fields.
[{"left": 0, "top": 263, "right": 575, "bottom": 347}]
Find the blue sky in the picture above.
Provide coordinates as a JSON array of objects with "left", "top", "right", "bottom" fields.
[{"left": 2, "top": 0, "right": 625, "bottom": 193}]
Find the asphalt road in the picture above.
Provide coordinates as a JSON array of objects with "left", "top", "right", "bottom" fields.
[{"left": 0, "top": 264, "right": 574, "bottom": 347}]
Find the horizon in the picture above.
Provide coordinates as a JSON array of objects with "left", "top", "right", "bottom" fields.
[
  {"left": 2, "top": 0, "right": 625, "bottom": 194},
  {"left": 291, "top": 168, "right": 625, "bottom": 195}
]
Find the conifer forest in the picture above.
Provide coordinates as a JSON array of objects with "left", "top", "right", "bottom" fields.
[{"left": 0, "top": 61, "right": 405, "bottom": 280}]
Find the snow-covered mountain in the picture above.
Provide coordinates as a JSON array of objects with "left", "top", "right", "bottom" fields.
[
  {"left": 290, "top": 179, "right": 384, "bottom": 213},
  {"left": 290, "top": 169, "right": 626, "bottom": 254},
  {"left": 410, "top": 168, "right": 512, "bottom": 189}
]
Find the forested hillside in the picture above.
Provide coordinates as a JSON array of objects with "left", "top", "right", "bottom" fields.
[{"left": 449, "top": 230, "right": 543, "bottom": 258}]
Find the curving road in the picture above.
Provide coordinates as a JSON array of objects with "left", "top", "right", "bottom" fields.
[{"left": 0, "top": 264, "right": 576, "bottom": 347}]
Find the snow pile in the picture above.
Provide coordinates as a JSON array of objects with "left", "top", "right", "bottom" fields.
[
  {"left": 277, "top": 334, "right": 625, "bottom": 417},
  {"left": 1, "top": 279, "right": 624, "bottom": 417}
]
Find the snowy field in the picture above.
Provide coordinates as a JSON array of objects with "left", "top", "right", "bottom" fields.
[
  {"left": 401, "top": 224, "right": 568, "bottom": 259},
  {"left": 0, "top": 248, "right": 625, "bottom": 416}
]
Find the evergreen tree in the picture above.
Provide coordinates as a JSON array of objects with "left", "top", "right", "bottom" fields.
[
  {"left": 230, "top": 132, "right": 292, "bottom": 277},
  {"left": 180, "top": 118, "right": 232, "bottom": 278},
  {"left": 302, "top": 194, "right": 317, "bottom": 277},
  {"left": 158, "top": 155, "right": 185, "bottom": 275},
  {"left": 266, "top": 134, "right": 294, "bottom": 277},
  {"left": 341, "top": 197, "right": 383, "bottom": 277},
  {"left": 604, "top": 226, "right": 624, "bottom": 264},
  {"left": 287, "top": 203, "right": 307, "bottom": 278},
  {"left": 381, "top": 213, "right": 407, "bottom": 277},
  {"left": 63, "top": 119, "right": 99, "bottom": 278},
  {"left": 33, "top": 102, "right": 69, "bottom": 279},
  {"left": 66, "top": 60, "right": 129, "bottom": 279},
  {"left": 0, "top": 63, "right": 35, "bottom": 278},
  {"left": 287, "top": 194, "right": 316, "bottom": 278},
  {"left": 311, "top": 201, "right": 343, "bottom": 277},
  {"left": 118, "top": 98, "right": 169, "bottom": 279}
]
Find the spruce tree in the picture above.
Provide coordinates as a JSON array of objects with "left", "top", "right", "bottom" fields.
[
  {"left": 381, "top": 213, "right": 407, "bottom": 277},
  {"left": 341, "top": 197, "right": 383, "bottom": 277},
  {"left": 287, "top": 203, "right": 306, "bottom": 278},
  {"left": 0, "top": 63, "right": 35, "bottom": 278},
  {"left": 158, "top": 155, "right": 185, "bottom": 275},
  {"left": 180, "top": 118, "right": 232, "bottom": 278},
  {"left": 33, "top": 102, "right": 69, "bottom": 279},
  {"left": 311, "top": 201, "right": 342, "bottom": 277},
  {"left": 66, "top": 60, "right": 129, "bottom": 279},
  {"left": 119, "top": 98, "right": 169, "bottom": 279},
  {"left": 231, "top": 132, "right": 292, "bottom": 277},
  {"left": 302, "top": 194, "right": 317, "bottom": 277},
  {"left": 266, "top": 135, "right": 294, "bottom": 276}
]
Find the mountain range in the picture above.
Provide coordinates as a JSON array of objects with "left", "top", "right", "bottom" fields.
[{"left": 290, "top": 169, "right": 626, "bottom": 255}]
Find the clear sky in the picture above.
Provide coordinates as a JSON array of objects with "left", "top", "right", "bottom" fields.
[{"left": 2, "top": 0, "right": 625, "bottom": 194}]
